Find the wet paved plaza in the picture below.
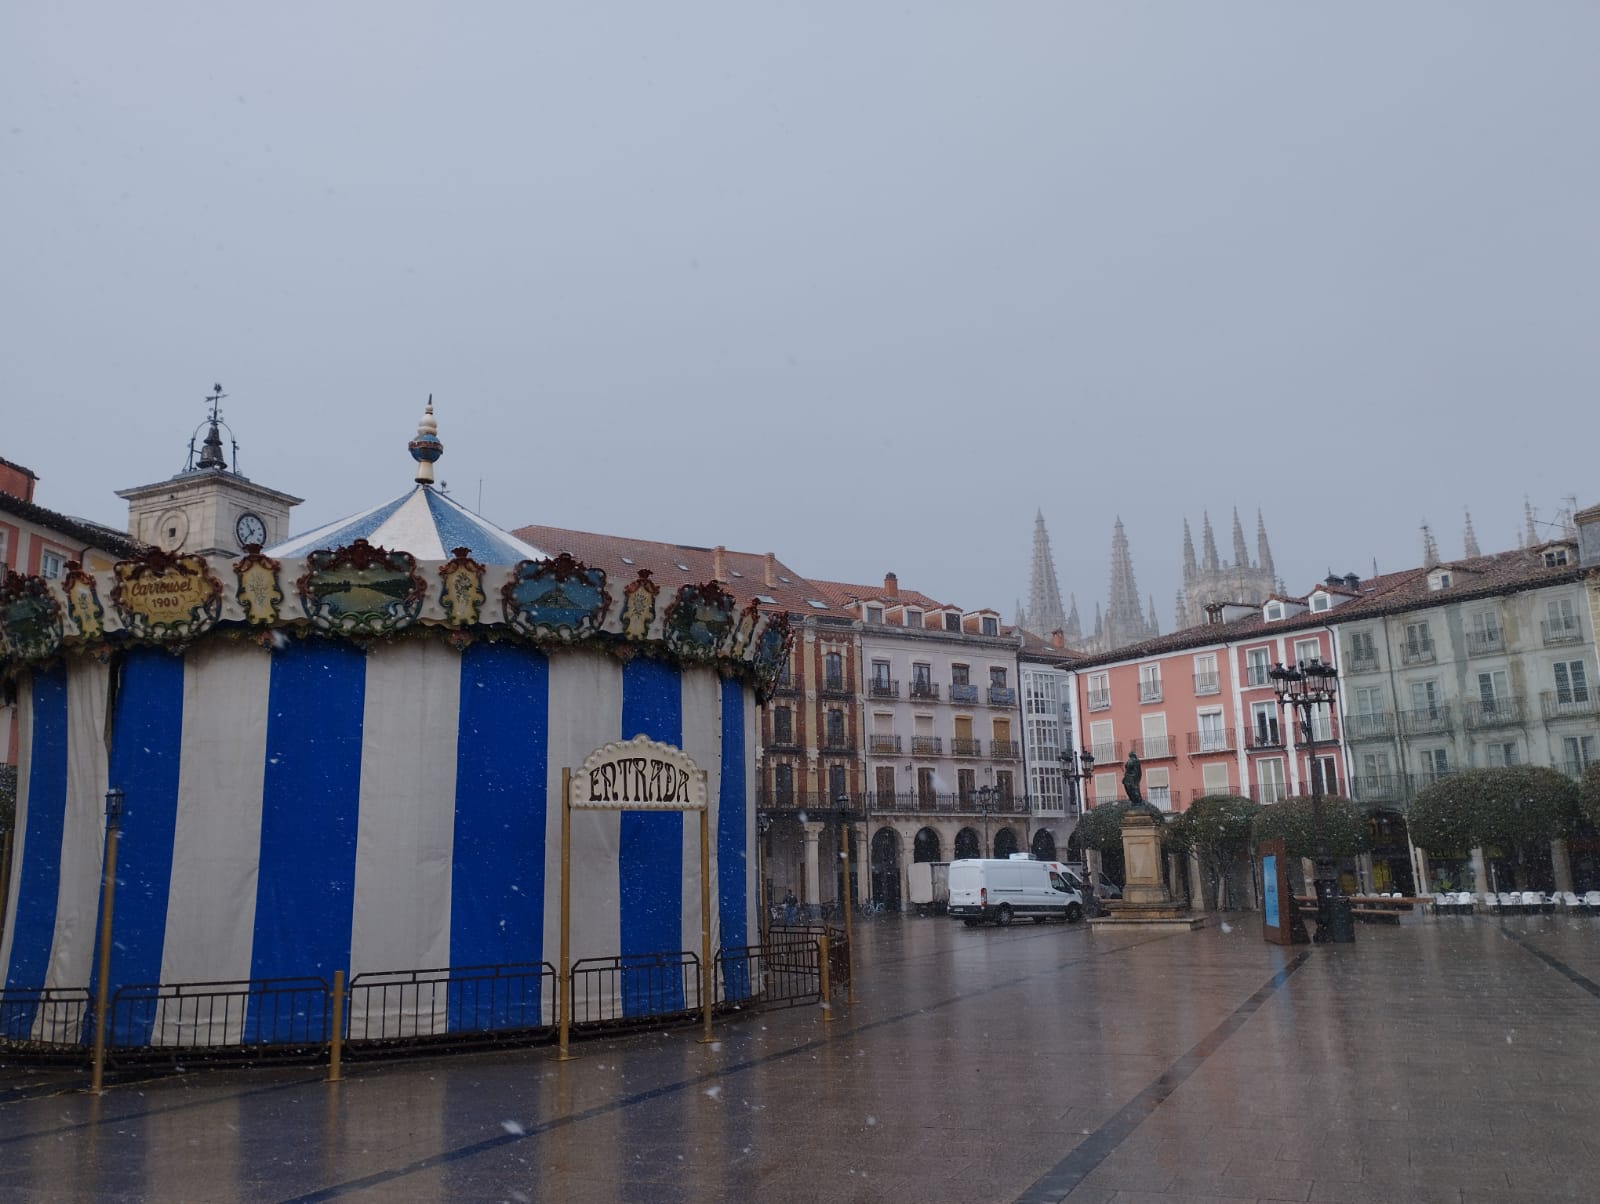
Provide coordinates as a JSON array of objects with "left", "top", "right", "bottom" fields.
[{"left": 2, "top": 912, "right": 1598, "bottom": 1203}]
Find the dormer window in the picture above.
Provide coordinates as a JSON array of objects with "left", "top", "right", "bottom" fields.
[
  {"left": 906, "top": 608, "right": 923, "bottom": 627},
  {"left": 1311, "top": 593, "right": 1329, "bottom": 612},
  {"left": 1545, "top": 547, "right": 1570, "bottom": 567},
  {"left": 866, "top": 606, "right": 883, "bottom": 624},
  {"left": 1264, "top": 602, "right": 1283, "bottom": 621},
  {"left": 981, "top": 616, "right": 999, "bottom": 636},
  {"left": 1427, "top": 569, "right": 1452, "bottom": 591}
]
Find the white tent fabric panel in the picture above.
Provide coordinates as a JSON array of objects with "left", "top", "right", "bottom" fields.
[{"left": 154, "top": 643, "right": 272, "bottom": 1045}]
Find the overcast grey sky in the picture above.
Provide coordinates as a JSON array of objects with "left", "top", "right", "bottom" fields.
[{"left": 5, "top": 3, "right": 1596, "bottom": 625}]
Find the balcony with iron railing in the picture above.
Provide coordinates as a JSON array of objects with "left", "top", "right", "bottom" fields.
[
  {"left": 1087, "top": 690, "right": 1111, "bottom": 711},
  {"left": 766, "top": 731, "right": 800, "bottom": 751},
  {"left": 1247, "top": 783, "right": 1291, "bottom": 805},
  {"left": 1343, "top": 711, "right": 1395, "bottom": 741},
  {"left": 868, "top": 733, "right": 902, "bottom": 756},
  {"left": 1138, "top": 680, "right": 1162, "bottom": 703},
  {"left": 949, "top": 682, "right": 979, "bottom": 703},
  {"left": 1245, "top": 664, "right": 1272, "bottom": 688},
  {"left": 1193, "top": 674, "right": 1221, "bottom": 696},
  {"left": 1350, "top": 773, "right": 1410, "bottom": 804},
  {"left": 1186, "top": 727, "right": 1237, "bottom": 755},
  {"left": 1542, "top": 691, "right": 1600, "bottom": 721},
  {"left": 1344, "top": 649, "right": 1380, "bottom": 673},
  {"left": 1129, "top": 736, "right": 1175, "bottom": 759},
  {"left": 1465, "top": 630, "right": 1504, "bottom": 657},
  {"left": 821, "top": 675, "right": 851, "bottom": 697},
  {"left": 1562, "top": 760, "right": 1597, "bottom": 782},
  {"left": 821, "top": 735, "right": 856, "bottom": 755},
  {"left": 1463, "top": 696, "right": 1526, "bottom": 729},
  {"left": 1401, "top": 639, "right": 1436, "bottom": 666},
  {"left": 909, "top": 681, "right": 941, "bottom": 702},
  {"left": 910, "top": 735, "right": 943, "bottom": 757},
  {"left": 1400, "top": 705, "right": 1452, "bottom": 737},
  {"left": 868, "top": 679, "right": 900, "bottom": 699},
  {"left": 1088, "top": 740, "right": 1122, "bottom": 764},
  {"left": 988, "top": 686, "right": 1017, "bottom": 707},
  {"left": 950, "top": 737, "right": 983, "bottom": 757},
  {"left": 1542, "top": 617, "right": 1583, "bottom": 646},
  {"left": 866, "top": 791, "right": 1026, "bottom": 816},
  {"left": 772, "top": 672, "right": 800, "bottom": 695},
  {"left": 757, "top": 788, "right": 869, "bottom": 813},
  {"left": 1246, "top": 723, "right": 1284, "bottom": 750},
  {"left": 990, "top": 739, "right": 1020, "bottom": 760}
]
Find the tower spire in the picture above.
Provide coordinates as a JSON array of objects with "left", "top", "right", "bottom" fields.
[
  {"left": 1201, "top": 512, "right": 1220, "bottom": 572},
  {"left": 1182, "top": 518, "right": 1198, "bottom": 580},
  {"left": 1256, "top": 509, "right": 1275, "bottom": 580},
  {"left": 1025, "top": 510, "right": 1067, "bottom": 636},
  {"left": 1462, "top": 508, "right": 1481, "bottom": 558},
  {"left": 1422, "top": 520, "right": 1440, "bottom": 569},
  {"left": 1524, "top": 496, "right": 1538, "bottom": 547},
  {"left": 1231, "top": 507, "right": 1251, "bottom": 568},
  {"left": 1104, "top": 517, "right": 1149, "bottom": 650},
  {"left": 1064, "top": 593, "right": 1082, "bottom": 644}
]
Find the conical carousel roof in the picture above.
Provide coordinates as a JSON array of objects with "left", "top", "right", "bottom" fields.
[{"left": 266, "top": 399, "right": 546, "bottom": 564}]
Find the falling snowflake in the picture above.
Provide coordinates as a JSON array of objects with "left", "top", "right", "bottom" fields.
[{"left": 500, "top": 1120, "right": 525, "bottom": 1136}]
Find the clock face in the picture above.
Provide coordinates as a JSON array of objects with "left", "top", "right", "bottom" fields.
[{"left": 236, "top": 512, "right": 268, "bottom": 549}]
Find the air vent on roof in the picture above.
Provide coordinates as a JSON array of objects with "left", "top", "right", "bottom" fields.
[{"left": 620, "top": 556, "right": 635, "bottom": 565}]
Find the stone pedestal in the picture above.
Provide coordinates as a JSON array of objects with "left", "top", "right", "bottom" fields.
[
  {"left": 1091, "top": 811, "right": 1206, "bottom": 929},
  {"left": 1122, "top": 812, "right": 1169, "bottom": 905}
]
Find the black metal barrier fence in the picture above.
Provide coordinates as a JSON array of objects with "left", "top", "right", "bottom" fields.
[{"left": 0, "top": 932, "right": 847, "bottom": 1066}]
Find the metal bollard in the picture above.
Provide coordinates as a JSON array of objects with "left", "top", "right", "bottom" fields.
[{"left": 328, "top": 970, "right": 345, "bottom": 1083}]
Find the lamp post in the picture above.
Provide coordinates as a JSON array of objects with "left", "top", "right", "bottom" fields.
[
  {"left": 1059, "top": 747, "right": 1099, "bottom": 912},
  {"left": 1270, "top": 658, "right": 1354, "bottom": 944},
  {"left": 90, "top": 786, "right": 125, "bottom": 1094},
  {"left": 976, "top": 786, "right": 993, "bottom": 858},
  {"left": 835, "top": 796, "right": 857, "bottom": 1006}
]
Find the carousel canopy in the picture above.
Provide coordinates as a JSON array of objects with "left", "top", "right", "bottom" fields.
[{"left": 267, "top": 400, "right": 545, "bottom": 564}]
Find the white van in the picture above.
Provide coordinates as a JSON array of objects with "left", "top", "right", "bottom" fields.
[{"left": 947, "top": 858, "right": 1085, "bottom": 926}]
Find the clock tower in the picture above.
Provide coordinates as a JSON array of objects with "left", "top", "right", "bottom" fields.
[{"left": 117, "top": 384, "right": 302, "bottom": 556}]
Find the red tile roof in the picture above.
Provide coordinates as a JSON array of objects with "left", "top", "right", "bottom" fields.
[{"left": 511, "top": 523, "right": 854, "bottom": 619}]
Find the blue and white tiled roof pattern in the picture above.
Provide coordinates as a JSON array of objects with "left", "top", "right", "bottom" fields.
[{"left": 268, "top": 485, "right": 546, "bottom": 564}]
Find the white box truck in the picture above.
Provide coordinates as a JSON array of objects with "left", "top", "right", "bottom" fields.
[
  {"left": 907, "top": 861, "right": 951, "bottom": 915},
  {"left": 947, "top": 858, "right": 1085, "bottom": 925}
]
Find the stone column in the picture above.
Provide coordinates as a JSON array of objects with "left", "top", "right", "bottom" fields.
[
  {"left": 1189, "top": 849, "right": 1208, "bottom": 909},
  {"left": 1411, "top": 842, "right": 1430, "bottom": 895},
  {"left": 849, "top": 827, "right": 867, "bottom": 904},
  {"left": 1470, "top": 846, "right": 1490, "bottom": 896},
  {"left": 1552, "top": 839, "right": 1575, "bottom": 895},
  {"left": 802, "top": 823, "right": 823, "bottom": 910},
  {"left": 1167, "top": 851, "right": 1188, "bottom": 905},
  {"left": 1356, "top": 852, "right": 1375, "bottom": 894},
  {"left": 1301, "top": 858, "right": 1317, "bottom": 896}
]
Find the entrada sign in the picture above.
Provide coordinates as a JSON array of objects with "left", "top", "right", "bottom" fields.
[{"left": 570, "top": 735, "right": 705, "bottom": 811}]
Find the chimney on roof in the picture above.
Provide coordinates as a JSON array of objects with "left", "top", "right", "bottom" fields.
[
  {"left": 1344, "top": 572, "right": 1360, "bottom": 591},
  {"left": 884, "top": 572, "right": 899, "bottom": 598},
  {"left": 1050, "top": 629, "right": 1065, "bottom": 650},
  {"left": 1204, "top": 602, "right": 1224, "bottom": 626},
  {"left": 763, "top": 552, "right": 777, "bottom": 588},
  {"left": 712, "top": 545, "right": 726, "bottom": 581}
]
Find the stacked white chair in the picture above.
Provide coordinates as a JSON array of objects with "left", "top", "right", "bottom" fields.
[{"left": 1583, "top": 891, "right": 1600, "bottom": 914}]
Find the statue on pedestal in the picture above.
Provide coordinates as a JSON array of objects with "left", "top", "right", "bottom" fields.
[{"left": 1122, "top": 750, "right": 1143, "bottom": 804}]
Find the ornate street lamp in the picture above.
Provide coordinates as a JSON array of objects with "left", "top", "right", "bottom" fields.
[
  {"left": 976, "top": 786, "right": 994, "bottom": 858},
  {"left": 1058, "top": 747, "right": 1097, "bottom": 819},
  {"left": 1270, "top": 658, "right": 1354, "bottom": 944}
]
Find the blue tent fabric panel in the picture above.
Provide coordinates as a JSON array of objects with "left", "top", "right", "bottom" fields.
[
  {"left": 449, "top": 642, "right": 549, "bottom": 1031},
  {"left": 717, "top": 683, "right": 751, "bottom": 1000},
  {"left": 619, "top": 658, "right": 685, "bottom": 1016},
  {"left": 249, "top": 640, "right": 367, "bottom": 1042},
  {"left": 98, "top": 648, "right": 186, "bottom": 1046},
  {"left": 2, "top": 668, "right": 69, "bottom": 1032}
]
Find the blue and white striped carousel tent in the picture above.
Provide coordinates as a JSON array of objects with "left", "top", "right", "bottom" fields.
[{"left": 0, "top": 405, "right": 788, "bottom": 1047}]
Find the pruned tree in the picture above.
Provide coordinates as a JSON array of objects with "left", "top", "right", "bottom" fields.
[
  {"left": 1251, "top": 795, "right": 1369, "bottom": 863},
  {"left": 1410, "top": 767, "right": 1577, "bottom": 889},
  {"left": 1167, "top": 794, "right": 1259, "bottom": 910},
  {"left": 1580, "top": 764, "right": 1600, "bottom": 834}
]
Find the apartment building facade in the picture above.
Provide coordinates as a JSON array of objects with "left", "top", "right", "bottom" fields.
[{"left": 812, "top": 574, "right": 1025, "bottom": 909}]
